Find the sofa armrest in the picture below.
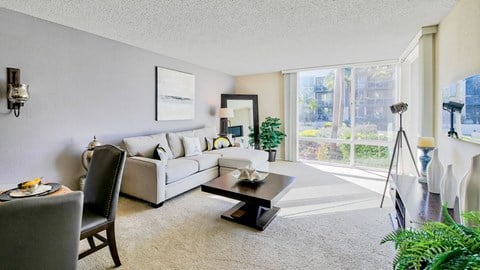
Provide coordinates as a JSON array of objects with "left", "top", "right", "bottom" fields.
[{"left": 120, "top": 156, "right": 166, "bottom": 205}]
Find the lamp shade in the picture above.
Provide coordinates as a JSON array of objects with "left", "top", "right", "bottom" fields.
[
  {"left": 8, "top": 84, "right": 29, "bottom": 103},
  {"left": 219, "top": 108, "right": 234, "bottom": 118}
]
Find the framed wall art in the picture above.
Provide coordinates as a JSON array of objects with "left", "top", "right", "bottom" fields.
[
  {"left": 155, "top": 67, "right": 195, "bottom": 121},
  {"left": 442, "top": 73, "right": 480, "bottom": 143}
]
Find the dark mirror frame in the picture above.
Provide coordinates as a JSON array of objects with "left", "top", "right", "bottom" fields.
[{"left": 221, "top": 94, "right": 259, "bottom": 149}]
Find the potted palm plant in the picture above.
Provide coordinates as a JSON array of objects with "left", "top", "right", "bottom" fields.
[
  {"left": 258, "top": 117, "right": 286, "bottom": 162},
  {"left": 381, "top": 205, "right": 480, "bottom": 269}
]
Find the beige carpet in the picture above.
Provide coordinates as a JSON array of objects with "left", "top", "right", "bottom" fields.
[{"left": 78, "top": 161, "right": 395, "bottom": 270}]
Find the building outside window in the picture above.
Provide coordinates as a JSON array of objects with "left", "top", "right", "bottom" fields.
[{"left": 298, "top": 64, "right": 397, "bottom": 168}]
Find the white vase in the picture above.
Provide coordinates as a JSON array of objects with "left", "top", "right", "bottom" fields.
[
  {"left": 440, "top": 164, "right": 457, "bottom": 209},
  {"left": 426, "top": 148, "right": 444, "bottom": 194},
  {"left": 459, "top": 154, "right": 480, "bottom": 224}
]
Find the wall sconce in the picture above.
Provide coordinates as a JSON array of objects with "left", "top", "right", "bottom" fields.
[{"left": 7, "top": 68, "right": 30, "bottom": 117}]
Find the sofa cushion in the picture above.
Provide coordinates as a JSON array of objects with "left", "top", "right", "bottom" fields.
[
  {"left": 185, "top": 153, "right": 220, "bottom": 171},
  {"left": 165, "top": 158, "right": 198, "bottom": 184},
  {"left": 192, "top": 127, "right": 217, "bottom": 151},
  {"left": 209, "top": 148, "right": 268, "bottom": 170},
  {"left": 183, "top": 137, "right": 203, "bottom": 157},
  {"left": 123, "top": 133, "right": 173, "bottom": 159},
  {"left": 167, "top": 130, "right": 195, "bottom": 158}
]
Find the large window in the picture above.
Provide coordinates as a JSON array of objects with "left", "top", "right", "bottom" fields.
[{"left": 298, "top": 64, "right": 397, "bottom": 168}]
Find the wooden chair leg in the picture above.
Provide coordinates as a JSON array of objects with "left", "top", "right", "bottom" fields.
[
  {"left": 87, "top": 237, "right": 95, "bottom": 249},
  {"left": 107, "top": 222, "right": 121, "bottom": 267}
]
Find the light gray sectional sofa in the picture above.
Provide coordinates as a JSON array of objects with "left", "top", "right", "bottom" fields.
[{"left": 120, "top": 127, "right": 269, "bottom": 207}]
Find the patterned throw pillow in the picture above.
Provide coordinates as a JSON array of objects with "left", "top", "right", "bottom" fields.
[
  {"left": 183, "top": 137, "right": 202, "bottom": 157},
  {"left": 212, "top": 136, "right": 232, "bottom": 149},
  {"left": 153, "top": 144, "right": 168, "bottom": 165}
]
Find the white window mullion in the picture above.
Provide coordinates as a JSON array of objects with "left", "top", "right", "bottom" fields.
[
  {"left": 350, "top": 68, "right": 356, "bottom": 166},
  {"left": 283, "top": 73, "right": 298, "bottom": 161}
]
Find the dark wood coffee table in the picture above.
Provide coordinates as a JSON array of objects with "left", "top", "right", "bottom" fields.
[{"left": 201, "top": 172, "right": 295, "bottom": 231}]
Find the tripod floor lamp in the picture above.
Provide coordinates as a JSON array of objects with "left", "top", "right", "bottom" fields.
[{"left": 380, "top": 102, "right": 421, "bottom": 208}]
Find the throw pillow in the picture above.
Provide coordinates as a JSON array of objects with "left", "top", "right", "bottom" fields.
[
  {"left": 213, "top": 136, "right": 232, "bottom": 149},
  {"left": 193, "top": 127, "right": 217, "bottom": 151},
  {"left": 183, "top": 137, "right": 203, "bottom": 157},
  {"left": 205, "top": 137, "right": 214, "bottom": 151},
  {"left": 153, "top": 144, "right": 168, "bottom": 165}
]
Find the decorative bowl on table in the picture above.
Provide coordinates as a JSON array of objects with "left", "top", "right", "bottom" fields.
[
  {"left": 0, "top": 180, "right": 59, "bottom": 201},
  {"left": 231, "top": 168, "right": 269, "bottom": 183},
  {"left": 17, "top": 177, "right": 42, "bottom": 194}
]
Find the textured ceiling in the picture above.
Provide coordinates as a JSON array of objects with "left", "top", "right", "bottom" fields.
[{"left": 0, "top": 0, "right": 456, "bottom": 75}]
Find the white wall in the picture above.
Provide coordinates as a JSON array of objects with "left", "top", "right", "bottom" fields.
[
  {"left": 0, "top": 8, "right": 234, "bottom": 188},
  {"left": 436, "top": 0, "right": 480, "bottom": 180},
  {"left": 399, "top": 26, "right": 438, "bottom": 175},
  {"left": 400, "top": 46, "right": 421, "bottom": 175}
]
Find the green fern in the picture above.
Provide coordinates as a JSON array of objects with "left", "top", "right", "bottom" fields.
[{"left": 381, "top": 205, "right": 480, "bottom": 270}]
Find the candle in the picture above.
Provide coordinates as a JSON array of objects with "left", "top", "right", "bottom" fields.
[{"left": 418, "top": 137, "right": 435, "bottom": 148}]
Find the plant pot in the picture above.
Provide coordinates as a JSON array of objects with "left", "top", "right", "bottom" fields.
[{"left": 267, "top": 150, "right": 276, "bottom": 162}]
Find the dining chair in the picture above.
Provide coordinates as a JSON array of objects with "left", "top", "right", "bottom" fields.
[
  {"left": 0, "top": 191, "right": 84, "bottom": 270},
  {"left": 79, "top": 144, "right": 126, "bottom": 267}
]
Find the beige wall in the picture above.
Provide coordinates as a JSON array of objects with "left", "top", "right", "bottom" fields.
[
  {"left": 235, "top": 72, "right": 285, "bottom": 158},
  {"left": 436, "top": 0, "right": 480, "bottom": 180}
]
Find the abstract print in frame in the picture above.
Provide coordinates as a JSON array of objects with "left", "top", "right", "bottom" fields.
[
  {"left": 156, "top": 67, "right": 195, "bottom": 121},
  {"left": 442, "top": 74, "right": 480, "bottom": 144}
]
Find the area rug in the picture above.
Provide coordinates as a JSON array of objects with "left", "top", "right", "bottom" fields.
[{"left": 78, "top": 161, "right": 395, "bottom": 269}]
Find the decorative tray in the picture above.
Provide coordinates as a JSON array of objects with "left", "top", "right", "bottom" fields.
[
  {"left": 0, "top": 183, "right": 61, "bottom": 201},
  {"left": 231, "top": 169, "right": 269, "bottom": 183}
]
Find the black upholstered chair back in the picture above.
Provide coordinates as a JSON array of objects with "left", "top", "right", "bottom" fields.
[
  {"left": 84, "top": 144, "right": 126, "bottom": 221},
  {"left": 0, "top": 192, "right": 83, "bottom": 270}
]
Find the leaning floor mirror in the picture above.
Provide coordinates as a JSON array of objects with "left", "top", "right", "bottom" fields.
[{"left": 221, "top": 94, "right": 259, "bottom": 149}]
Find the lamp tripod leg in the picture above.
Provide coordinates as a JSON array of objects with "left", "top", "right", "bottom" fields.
[
  {"left": 380, "top": 130, "right": 401, "bottom": 208},
  {"left": 402, "top": 130, "right": 421, "bottom": 177},
  {"left": 395, "top": 130, "right": 402, "bottom": 177}
]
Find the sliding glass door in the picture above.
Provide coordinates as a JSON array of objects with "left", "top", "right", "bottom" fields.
[{"left": 297, "top": 64, "right": 397, "bottom": 168}]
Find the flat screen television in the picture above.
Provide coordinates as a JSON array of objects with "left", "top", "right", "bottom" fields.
[{"left": 228, "top": 125, "right": 243, "bottom": 138}]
